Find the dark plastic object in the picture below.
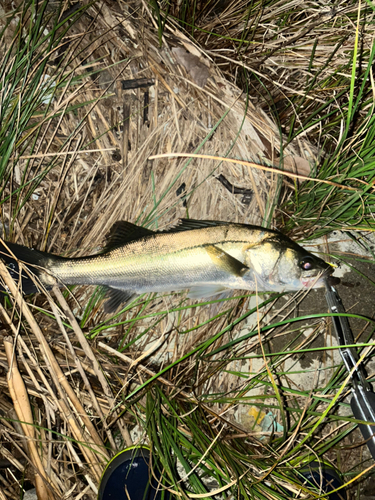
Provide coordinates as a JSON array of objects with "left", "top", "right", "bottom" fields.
[
  {"left": 299, "top": 461, "right": 346, "bottom": 500},
  {"left": 351, "top": 384, "right": 375, "bottom": 460},
  {"left": 98, "top": 446, "right": 171, "bottom": 500},
  {"left": 325, "top": 281, "right": 375, "bottom": 461}
]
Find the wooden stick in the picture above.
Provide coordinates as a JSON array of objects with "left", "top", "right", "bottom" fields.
[
  {"left": 4, "top": 337, "right": 54, "bottom": 500},
  {"left": 148, "top": 153, "right": 359, "bottom": 191}
]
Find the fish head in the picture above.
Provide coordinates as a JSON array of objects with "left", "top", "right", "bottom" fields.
[{"left": 244, "top": 236, "right": 332, "bottom": 292}]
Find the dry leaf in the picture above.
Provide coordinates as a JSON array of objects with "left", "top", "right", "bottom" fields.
[
  {"left": 171, "top": 46, "right": 210, "bottom": 88},
  {"left": 275, "top": 155, "right": 312, "bottom": 177}
]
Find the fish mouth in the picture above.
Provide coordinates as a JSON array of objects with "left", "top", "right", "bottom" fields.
[
  {"left": 301, "top": 275, "right": 325, "bottom": 288},
  {"left": 301, "top": 265, "right": 334, "bottom": 288}
]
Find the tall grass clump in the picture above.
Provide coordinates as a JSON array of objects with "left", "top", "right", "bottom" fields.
[
  {"left": 0, "top": 1, "right": 93, "bottom": 241},
  {"left": 281, "top": 36, "right": 375, "bottom": 237}
]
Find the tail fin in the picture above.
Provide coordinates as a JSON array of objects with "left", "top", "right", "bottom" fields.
[{"left": 0, "top": 241, "right": 56, "bottom": 295}]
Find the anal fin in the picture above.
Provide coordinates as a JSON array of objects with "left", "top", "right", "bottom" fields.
[{"left": 102, "top": 286, "right": 137, "bottom": 313}]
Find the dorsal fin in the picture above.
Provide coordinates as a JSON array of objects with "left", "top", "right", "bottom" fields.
[
  {"left": 162, "top": 219, "right": 230, "bottom": 233},
  {"left": 104, "top": 221, "right": 154, "bottom": 250}
]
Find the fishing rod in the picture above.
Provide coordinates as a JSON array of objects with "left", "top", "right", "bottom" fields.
[{"left": 324, "top": 278, "right": 375, "bottom": 460}]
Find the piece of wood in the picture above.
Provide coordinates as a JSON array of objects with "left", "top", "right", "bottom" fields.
[{"left": 4, "top": 337, "right": 54, "bottom": 500}]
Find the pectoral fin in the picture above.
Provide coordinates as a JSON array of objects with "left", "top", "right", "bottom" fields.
[
  {"left": 205, "top": 245, "right": 249, "bottom": 277},
  {"left": 188, "top": 284, "right": 227, "bottom": 299}
]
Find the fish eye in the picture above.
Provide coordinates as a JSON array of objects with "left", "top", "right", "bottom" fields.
[{"left": 299, "top": 256, "right": 315, "bottom": 270}]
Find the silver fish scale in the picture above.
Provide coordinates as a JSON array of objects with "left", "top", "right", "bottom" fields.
[{"left": 49, "top": 225, "right": 259, "bottom": 293}]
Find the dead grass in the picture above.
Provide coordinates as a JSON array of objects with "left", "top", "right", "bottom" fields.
[
  {"left": 178, "top": 1, "right": 375, "bottom": 146},
  {"left": 0, "top": 1, "right": 372, "bottom": 499}
]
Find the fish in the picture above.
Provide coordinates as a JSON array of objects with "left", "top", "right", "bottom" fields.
[{"left": 0, "top": 219, "right": 333, "bottom": 312}]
